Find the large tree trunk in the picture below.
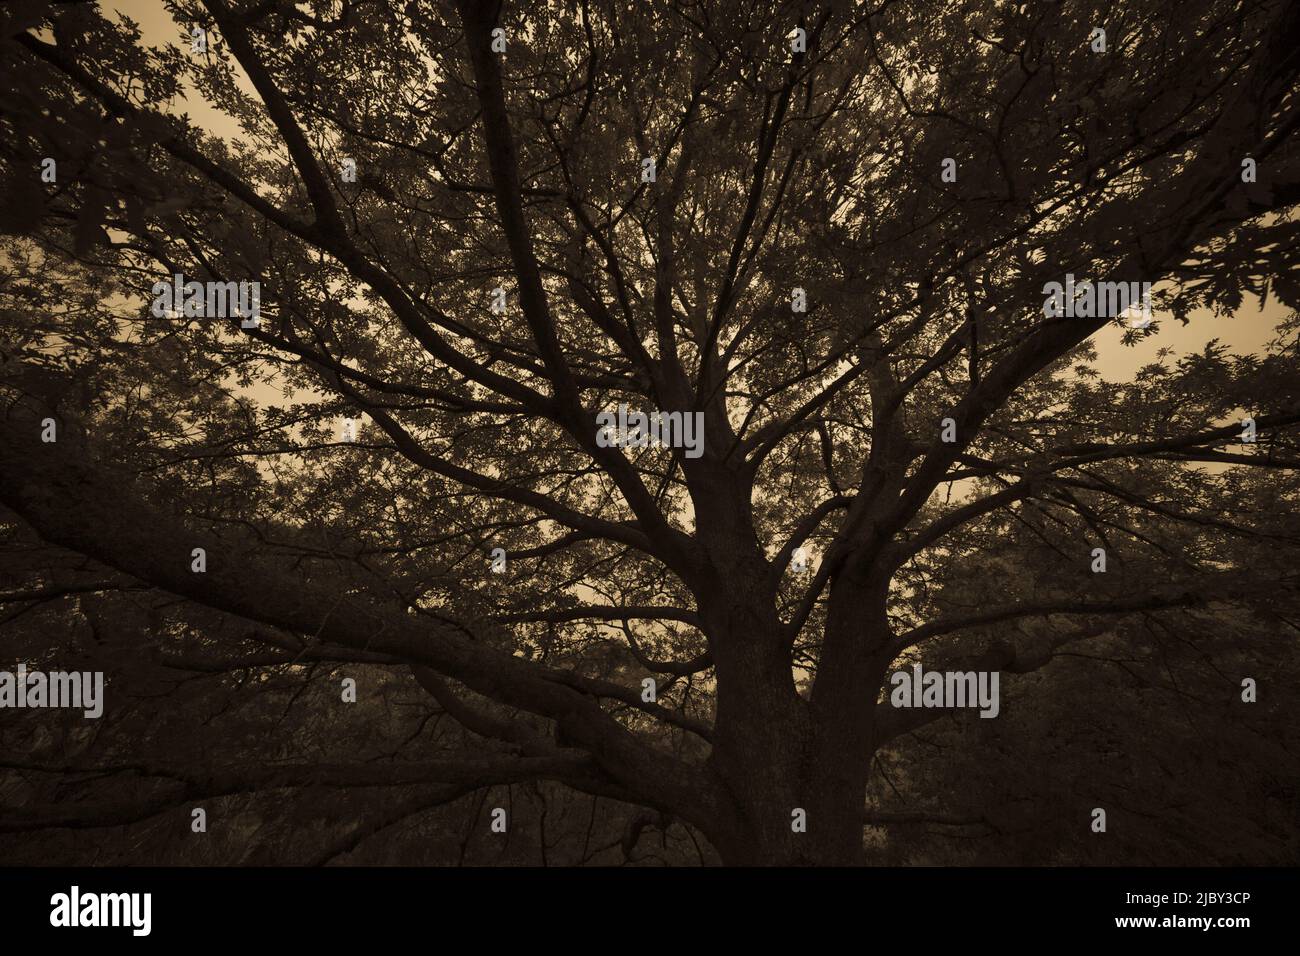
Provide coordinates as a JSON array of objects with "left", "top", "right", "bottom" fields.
[
  {"left": 705, "top": 680, "right": 872, "bottom": 865},
  {"left": 682, "top": 460, "right": 888, "bottom": 865},
  {"left": 698, "top": 588, "right": 874, "bottom": 866}
]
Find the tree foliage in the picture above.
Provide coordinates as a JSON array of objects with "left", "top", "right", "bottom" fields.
[{"left": 1, "top": 0, "right": 1298, "bottom": 864}]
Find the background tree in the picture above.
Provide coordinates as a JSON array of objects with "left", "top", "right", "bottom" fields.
[{"left": 1, "top": 0, "right": 1298, "bottom": 865}]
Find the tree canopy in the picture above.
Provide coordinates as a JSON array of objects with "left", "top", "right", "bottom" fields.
[{"left": 1, "top": 0, "right": 1298, "bottom": 865}]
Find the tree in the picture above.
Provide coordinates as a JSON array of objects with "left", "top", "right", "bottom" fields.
[{"left": 1, "top": 0, "right": 1298, "bottom": 866}]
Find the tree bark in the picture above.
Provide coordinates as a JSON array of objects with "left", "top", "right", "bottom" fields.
[{"left": 696, "top": 563, "right": 877, "bottom": 865}]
